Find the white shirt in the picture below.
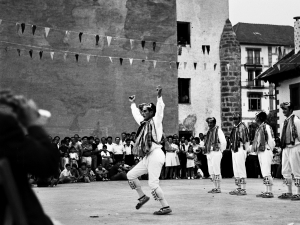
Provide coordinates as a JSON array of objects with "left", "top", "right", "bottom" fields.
[
  {"left": 124, "top": 145, "right": 133, "bottom": 155},
  {"left": 106, "top": 143, "right": 114, "bottom": 153},
  {"left": 131, "top": 97, "right": 164, "bottom": 151},
  {"left": 199, "top": 140, "right": 205, "bottom": 148},
  {"left": 101, "top": 151, "right": 111, "bottom": 157},
  {"left": 112, "top": 143, "right": 125, "bottom": 155},
  {"left": 171, "top": 143, "right": 179, "bottom": 153},
  {"left": 69, "top": 152, "right": 79, "bottom": 160},
  {"left": 181, "top": 143, "right": 190, "bottom": 152},
  {"left": 59, "top": 169, "right": 72, "bottom": 178}
]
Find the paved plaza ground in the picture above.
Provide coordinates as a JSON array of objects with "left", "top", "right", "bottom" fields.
[{"left": 34, "top": 178, "right": 300, "bottom": 225}]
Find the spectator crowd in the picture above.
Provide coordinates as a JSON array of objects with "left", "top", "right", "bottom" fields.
[{"left": 29, "top": 131, "right": 283, "bottom": 187}]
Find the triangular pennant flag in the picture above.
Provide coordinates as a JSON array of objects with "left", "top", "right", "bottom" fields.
[
  {"left": 21, "top": 23, "right": 25, "bottom": 33},
  {"left": 214, "top": 63, "right": 217, "bottom": 70},
  {"left": 39, "top": 51, "right": 43, "bottom": 59},
  {"left": 32, "top": 25, "right": 36, "bottom": 35},
  {"left": 75, "top": 54, "right": 79, "bottom": 62},
  {"left": 130, "top": 39, "right": 134, "bottom": 49},
  {"left": 63, "top": 53, "right": 67, "bottom": 61},
  {"left": 45, "top": 27, "right": 50, "bottom": 37},
  {"left": 141, "top": 40, "right": 146, "bottom": 49},
  {"left": 206, "top": 45, "right": 210, "bottom": 55},
  {"left": 17, "top": 49, "right": 20, "bottom": 56},
  {"left": 109, "top": 57, "right": 113, "bottom": 63},
  {"left": 29, "top": 49, "right": 33, "bottom": 58},
  {"left": 176, "top": 62, "right": 180, "bottom": 69},
  {"left": 204, "top": 63, "right": 207, "bottom": 70},
  {"left": 79, "top": 32, "right": 83, "bottom": 43},
  {"left": 194, "top": 62, "right": 197, "bottom": 70},
  {"left": 95, "top": 35, "right": 100, "bottom": 45},
  {"left": 107, "top": 36, "right": 112, "bottom": 46},
  {"left": 202, "top": 45, "right": 205, "bottom": 54},
  {"left": 87, "top": 54, "right": 91, "bottom": 62},
  {"left": 50, "top": 51, "right": 54, "bottom": 60},
  {"left": 184, "top": 62, "right": 187, "bottom": 69},
  {"left": 153, "top": 42, "right": 156, "bottom": 51},
  {"left": 119, "top": 58, "right": 123, "bottom": 65},
  {"left": 16, "top": 23, "right": 20, "bottom": 33},
  {"left": 226, "top": 63, "right": 230, "bottom": 71},
  {"left": 0, "top": 19, "right": 2, "bottom": 25},
  {"left": 142, "top": 60, "right": 145, "bottom": 63},
  {"left": 277, "top": 64, "right": 281, "bottom": 71},
  {"left": 169, "top": 62, "right": 172, "bottom": 69},
  {"left": 129, "top": 58, "right": 133, "bottom": 65},
  {"left": 153, "top": 60, "right": 157, "bottom": 68}
]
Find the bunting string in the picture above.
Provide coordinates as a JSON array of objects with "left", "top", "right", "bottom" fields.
[{"left": 0, "top": 18, "right": 176, "bottom": 46}]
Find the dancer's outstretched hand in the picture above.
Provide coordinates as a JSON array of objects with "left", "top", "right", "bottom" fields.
[
  {"left": 129, "top": 95, "right": 136, "bottom": 103},
  {"left": 156, "top": 85, "right": 162, "bottom": 98}
]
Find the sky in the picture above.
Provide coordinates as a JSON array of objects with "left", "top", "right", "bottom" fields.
[{"left": 229, "top": 0, "right": 300, "bottom": 27}]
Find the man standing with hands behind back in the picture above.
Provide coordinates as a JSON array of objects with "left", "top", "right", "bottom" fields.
[{"left": 0, "top": 90, "right": 59, "bottom": 225}]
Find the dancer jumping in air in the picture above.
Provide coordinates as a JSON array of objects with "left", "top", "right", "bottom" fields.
[{"left": 127, "top": 85, "right": 172, "bottom": 215}]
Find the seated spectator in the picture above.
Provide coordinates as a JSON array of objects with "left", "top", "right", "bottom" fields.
[
  {"left": 69, "top": 146, "right": 79, "bottom": 167},
  {"left": 119, "top": 160, "right": 131, "bottom": 173},
  {"left": 62, "top": 152, "right": 70, "bottom": 169},
  {"left": 78, "top": 162, "right": 91, "bottom": 183},
  {"left": 95, "top": 164, "right": 109, "bottom": 181},
  {"left": 88, "top": 165, "right": 96, "bottom": 181},
  {"left": 58, "top": 164, "right": 76, "bottom": 183},
  {"left": 70, "top": 164, "right": 80, "bottom": 180},
  {"left": 101, "top": 145, "right": 112, "bottom": 168},
  {"left": 109, "top": 161, "right": 127, "bottom": 180}
]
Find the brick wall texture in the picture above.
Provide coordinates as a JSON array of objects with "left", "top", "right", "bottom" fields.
[
  {"left": 219, "top": 19, "right": 242, "bottom": 136},
  {"left": 0, "top": 0, "right": 178, "bottom": 137}
]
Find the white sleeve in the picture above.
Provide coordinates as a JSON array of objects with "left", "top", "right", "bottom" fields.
[
  {"left": 294, "top": 116, "right": 300, "bottom": 141},
  {"left": 131, "top": 103, "right": 144, "bottom": 125},
  {"left": 266, "top": 125, "right": 275, "bottom": 150},
  {"left": 154, "top": 97, "right": 165, "bottom": 125},
  {"left": 218, "top": 128, "right": 227, "bottom": 152}
]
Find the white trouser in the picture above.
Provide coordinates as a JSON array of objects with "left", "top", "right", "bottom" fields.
[
  {"left": 232, "top": 147, "right": 247, "bottom": 178},
  {"left": 207, "top": 151, "right": 222, "bottom": 176},
  {"left": 82, "top": 156, "right": 92, "bottom": 166},
  {"left": 257, "top": 150, "right": 273, "bottom": 177},
  {"left": 282, "top": 145, "right": 300, "bottom": 179},
  {"left": 127, "top": 148, "right": 165, "bottom": 189}
]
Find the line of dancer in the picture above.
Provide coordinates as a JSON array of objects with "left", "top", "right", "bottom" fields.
[{"left": 126, "top": 85, "right": 300, "bottom": 216}]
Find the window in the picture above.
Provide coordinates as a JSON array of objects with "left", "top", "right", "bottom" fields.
[
  {"left": 290, "top": 83, "right": 300, "bottom": 110},
  {"left": 246, "top": 48, "right": 261, "bottom": 64},
  {"left": 247, "top": 70, "right": 263, "bottom": 87},
  {"left": 178, "top": 78, "right": 190, "bottom": 104},
  {"left": 248, "top": 92, "right": 262, "bottom": 110},
  {"left": 177, "top": 22, "right": 191, "bottom": 47}
]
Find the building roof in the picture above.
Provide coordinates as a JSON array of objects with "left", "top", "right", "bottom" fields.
[
  {"left": 233, "top": 23, "right": 294, "bottom": 46},
  {"left": 257, "top": 49, "right": 300, "bottom": 83}
]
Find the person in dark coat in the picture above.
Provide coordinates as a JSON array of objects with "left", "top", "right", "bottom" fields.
[{"left": 0, "top": 91, "right": 60, "bottom": 225}]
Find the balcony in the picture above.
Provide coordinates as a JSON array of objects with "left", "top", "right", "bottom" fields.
[
  {"left": 245, "top": 57, "right": 264, "bottom": 65},
  {"left": 243, "top": 80, "right": 265, "bottom": 88}
]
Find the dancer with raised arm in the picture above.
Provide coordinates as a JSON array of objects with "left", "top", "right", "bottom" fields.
[{"left": 127, "top": 85, "right": 172, "bottom": 215}]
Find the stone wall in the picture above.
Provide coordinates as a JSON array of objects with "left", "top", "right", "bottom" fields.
[
  {"left": 219, "top": 19, "right": 241, "bottom": 136},
  {"left": 0, "top": 0, "right": 178, "bottom": 137}
]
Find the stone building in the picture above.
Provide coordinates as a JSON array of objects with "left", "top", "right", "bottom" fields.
[
  {"left": 0, "top": 0, "right": 236, "bottom": 137},
  {"left": 233, "top": 23, "right": 294, "bottom": 126},
  {"left": 177, "top": 0, "right": 239, "bottom": 137}
]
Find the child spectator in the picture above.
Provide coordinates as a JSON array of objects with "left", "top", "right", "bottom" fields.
[
  {"left": 119, "top": 160, "right": 131, "bottom": 173},
  {"left": 58, "top": 164, "right": 76, "bottom": 183},
  {"left": 62, "top": 152, "right": 70, "bottom": 169},
  {"left": 70, "top": 164, "right": 79, "bottom": 180},
  {"left": 69, "top": 146, "right": 79, "bottom": 167},
  {"left": 186, "top": 145, "right": 195, "bottom": 179},
  {"left": 195, "top": 164, "right": 204, "bottom": 179},
  {"left": 101, "top": 145, "right": 112, "bottom": 168},
  {"left": 95, "top": 164, "right": 109, "bottom": 181},
  {"left": 272, "top": 138, "right": 282, "bottom": 178},
  {"left": 59, "top": 139, "right": 69, "bottom": 170},
  {"left": 88, "top": 166, "right": 96, "bottom": 181},
  {"left": 78, "top": 163, "right": 91, "bottom": 183}
]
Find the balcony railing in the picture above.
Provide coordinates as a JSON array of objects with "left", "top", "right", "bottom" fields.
[
  {"left": 244, "top": 80, "right": 264, "bottom": 88},
  {"left": 245, "top": 57, "right": 264, "bottom": 65}
]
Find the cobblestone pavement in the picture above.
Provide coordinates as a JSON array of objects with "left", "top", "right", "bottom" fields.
[{"left": 34, "top": 178, "right": 300, "bottom": 225}]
